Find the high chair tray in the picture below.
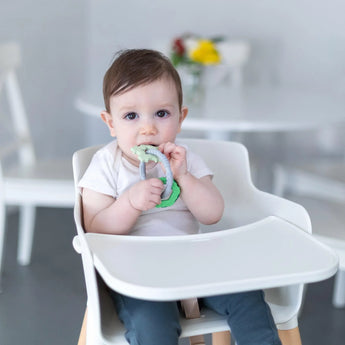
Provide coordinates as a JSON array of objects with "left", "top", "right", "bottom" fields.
[{"left": 85, "top": 216, "right": 338, "bottom": 301}]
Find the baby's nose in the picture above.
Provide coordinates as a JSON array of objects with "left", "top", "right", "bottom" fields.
[{"left": 140, "top": 122, "right": 157, "bottom": 135}]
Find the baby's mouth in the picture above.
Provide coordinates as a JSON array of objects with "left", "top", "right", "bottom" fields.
[{"left": 139, "top": 142, "right": 157, "bottom": 147}]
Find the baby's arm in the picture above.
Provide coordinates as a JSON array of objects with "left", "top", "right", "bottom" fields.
[
  {"left": 159, "top": 142, "right": 224, "bottom": 225},
  {"left": 178, "top": 174, "right": 224, "bottom": 225},
  {"left": 82, "top": 178, "right": 164, "bottom": 234}
]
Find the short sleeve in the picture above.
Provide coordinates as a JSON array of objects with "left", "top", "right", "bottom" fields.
[
  {"left": 186, "top": 148, "right": 213, "bottom": 179},
  {"left": 78, "top": 144, "right": 118, "bottom": 197}
]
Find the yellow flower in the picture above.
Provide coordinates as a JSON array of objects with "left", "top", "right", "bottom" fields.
[{"left": 189, "top": 40, "right": 221, "bottom": 65}]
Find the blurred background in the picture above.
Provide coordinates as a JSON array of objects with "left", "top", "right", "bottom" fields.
[
  {"left": 1, "top": 0, "right": 345, "bottom": 155},
  {"left": 1, "top": 0, "right": 345, "bottom": 344}
]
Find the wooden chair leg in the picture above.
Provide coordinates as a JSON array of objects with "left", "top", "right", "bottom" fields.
[
  {"left": 181, "top": 298, "right": 206, "bottom": 345},
  {"left": 278, "top": 327, "right": 302, "bottom": 345},
  {"left": 212, "top": 331, "right": 231, "bottom": 345},
  {"left": 211, "top": 327, "right": 301, "bottom": 345},
  {"left": 78, "top": 308, "right": 88, "bottom": 345}
]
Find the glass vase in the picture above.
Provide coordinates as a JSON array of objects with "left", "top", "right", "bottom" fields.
[{"left": 178, "top": 64, "right": 204, "bottom": 106}]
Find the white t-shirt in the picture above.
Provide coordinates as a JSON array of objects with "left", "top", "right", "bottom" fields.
[{"left": 78, "top": 140, "right": 213, "bottom": 236}]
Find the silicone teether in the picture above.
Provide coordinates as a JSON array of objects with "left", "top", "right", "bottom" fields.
[{"left": 131, "top": 145, "right": 180, "bottom": 208}]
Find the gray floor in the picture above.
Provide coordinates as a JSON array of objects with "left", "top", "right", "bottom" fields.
[{"left": 0, "top": 207, "right": 345, "bottom": 345}]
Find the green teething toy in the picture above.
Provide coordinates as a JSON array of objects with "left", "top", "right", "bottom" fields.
[
  {"left": 131, "top": 145, "right": 159, "bottom": 163},
  {"left": 131, "top": 145, "right": 180, "bottom": 208}
]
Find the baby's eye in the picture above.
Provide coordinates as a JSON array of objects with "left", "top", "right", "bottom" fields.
[
  {"left": 156, "top": 110, "right": 169, "bottom": 118},
  {"left": 124, "top": 112, "right": 138, "bottom": 120}
]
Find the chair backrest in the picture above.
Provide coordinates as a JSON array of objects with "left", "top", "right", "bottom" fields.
[
  {"left": 0, "top": 42, "right": 35, "bottom": 168},
  {"left": 181, "top": 138, "right": 255, "bottom": 231}
]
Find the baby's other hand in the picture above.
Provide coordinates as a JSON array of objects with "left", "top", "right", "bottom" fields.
[
  {"left": 159, "top": 142, "right": 187, "bottom": 180},
  {"left": 128, "top": 178, "right": 164, "bottom": 211}
]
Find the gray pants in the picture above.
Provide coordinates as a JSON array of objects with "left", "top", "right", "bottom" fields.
[{"left": 110, "top": 289, "right": 282, "bottom": 345}]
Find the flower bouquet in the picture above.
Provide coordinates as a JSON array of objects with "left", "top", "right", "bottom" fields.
[
  {"left": 171, "top": 35, "right": 222, "bottom": 67},
  {"left": 170, "top": 34, "right": 223, "bottom": 103}
]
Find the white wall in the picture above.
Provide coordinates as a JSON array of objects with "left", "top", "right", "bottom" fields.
[{"left": 85, "top": 0, "right": 345, "bottom": 98}]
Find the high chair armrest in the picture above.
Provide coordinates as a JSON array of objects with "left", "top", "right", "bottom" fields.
[
  {"left": 253, "top": 190, "right": 312, "bottom": 233},
  {"left": 72, "top": 235, "right": 82, "bottom": 254},
  {"left": 231, "top": 188, "right": 312, "bottom": 233}
]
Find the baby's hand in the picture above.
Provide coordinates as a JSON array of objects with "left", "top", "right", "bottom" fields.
[
  {"left": 128, "top": 178, "right": 164, "bottom": 211},
  {"left": 159, "top": 142, "right": 187, "bottom": 180}
]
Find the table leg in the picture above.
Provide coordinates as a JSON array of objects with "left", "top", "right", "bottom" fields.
[
  {"left": 181, "top": 298, "right": 206, "bottom": 345},
  {"left": 77, "top": 308, "right": 87, "bottom": 345}
]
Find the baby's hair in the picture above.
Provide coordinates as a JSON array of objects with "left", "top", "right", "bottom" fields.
[{"left": 103, "top": 49, "right": 183, "bottom": 112}]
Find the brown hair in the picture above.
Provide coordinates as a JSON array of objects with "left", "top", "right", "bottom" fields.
[{"left": 103, "top": 49, "right": 183, "bottom": 112}]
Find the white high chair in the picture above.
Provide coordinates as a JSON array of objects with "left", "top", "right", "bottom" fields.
[
  {"left": 72, "top": 138, "right": 338, "bottom": 345},
  {"left": 0, "top": 42, "right": 74, "bottom": 285}
]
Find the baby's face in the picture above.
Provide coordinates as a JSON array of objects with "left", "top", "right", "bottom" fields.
[{"left": 101, "top": 77, "right": 187, "bottom": 166}]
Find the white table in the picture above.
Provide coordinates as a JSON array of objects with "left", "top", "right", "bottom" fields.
[
  {"left": 85, "top": 216, "right": 338, "bottom": 301},
  {"left": 185, "top": 85, "right": 345, "bottom": 135},
  {"left": 75, "top": 84, "right": 345, "bottom": 137}
]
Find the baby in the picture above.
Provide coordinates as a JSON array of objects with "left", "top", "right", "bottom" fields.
[{"left": 79, "top": 49, "right": 282, "bottom": 345}]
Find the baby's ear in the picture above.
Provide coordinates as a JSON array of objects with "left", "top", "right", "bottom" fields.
[
  {"left": 101, "top": 111, "right": 116, "bottom": 137},
  {"left": 178, "top": 106, "right": 188, "bottom": 132}
]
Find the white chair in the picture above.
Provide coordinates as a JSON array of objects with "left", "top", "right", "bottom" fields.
[
  {"left": 71, "top": 138, "right": 331, "bottom": 345},
  {"left": 0, "top": 42, "right": 75, "bottom": 285},
  {"left": 274, "top": 159, "right": 345, "bottom": 308}
]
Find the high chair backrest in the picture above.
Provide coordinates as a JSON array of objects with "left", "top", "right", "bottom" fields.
[
  {"left": 0, "top": 42, "right": 35, "bottom": 168},
  {"left": 183, "top": 138, "right": 254, "bottom": 230}
]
